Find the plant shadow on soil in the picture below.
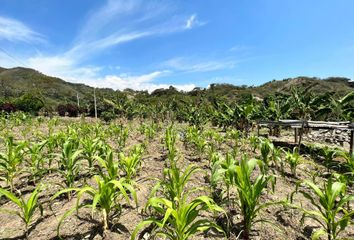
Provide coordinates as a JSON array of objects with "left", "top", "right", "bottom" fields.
[{"left": 1, "top": 214, "right": 51, "bottom": 240}]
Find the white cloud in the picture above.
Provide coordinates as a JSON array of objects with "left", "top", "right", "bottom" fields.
[
  {"left": 163, "top": 57, "right": 236, "bottom": 72},
  {"left": 98, "top": 71, "right": 195, "bottom": 92},
  {"left": 185, "top": 14, "right": 205, "bottom": 29},
  {"left": 25, "top": 55, "right": 194, "bottom": 92},
  {"left": 26, "top": 55, "right": 102, "bottom": 83},
  {"left": 0, "top": 1, "right": 204, "bottom": 92},
  {"left": 0, "top": 16, "right": 44, "bottom": 43}
]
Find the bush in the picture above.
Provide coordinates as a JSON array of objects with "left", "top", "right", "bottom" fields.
[
  {"left": 100, "top": 111, "right": 116, "bottom": 122},
  {"left": 57, "top": 104, "right": 79, "bottom": 117},
  {"left": 15, "top": 93, "right": 44, "bottom": 115},
  {"left": 57, "top": 104, "right": 66, "bottom": 116},
  {"left": 0, "top": 103, "right": 17, "bottom": 113}
]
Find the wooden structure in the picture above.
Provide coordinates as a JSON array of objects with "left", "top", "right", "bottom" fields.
[{"left": 257, "top": 120, "right": 354, "bottom": 153}]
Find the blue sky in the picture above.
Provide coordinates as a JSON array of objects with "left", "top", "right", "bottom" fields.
[{"left": 1, "top": 0, "right": 354, "bottom": 92}]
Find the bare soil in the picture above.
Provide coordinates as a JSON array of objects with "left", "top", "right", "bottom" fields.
[{"left": 0, "top": 118, "right": 353, "bottom": 240}]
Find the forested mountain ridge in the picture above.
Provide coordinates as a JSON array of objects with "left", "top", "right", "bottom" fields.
[{"left": 0, "top": 66, "right": 353, "bottom": 107}]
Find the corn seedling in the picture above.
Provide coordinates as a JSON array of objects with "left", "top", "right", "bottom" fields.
[
  {"left": 80, "top": 137, "right": 103, "bottom": 169},
  {"left": 220, "top": 153, "right": 237, "bottom": 207},
  {"left": 260, "top": 139, "right": 274, "bottom": 174},
  {"left": 232, "top": 155, "right": 275, "bottom": 240},
  {"left": 0, "top": 185, "right": 43, "bottom": 239},
  {"left": 119, "top": 144, "right": 144, "bottom": 183},
  {"left": 285, "top": 147, "right": 301, "bottom": 177},
  {"left": 132, "top": 195, "right": 225, "bottom": 240},
  {"left": 26, "top": 140, "right": 48, "bottom": 183},
  {"left": 96, "top": 147, "right": 119, "bottom": 182},
  {"left": 322, "top": 146, "right": 338, "bottom": 172},
  {"left": 0, "top": 136, "right": 27, "bottom": 191},
  {"left": 57, "top": 139, "right": 83, "bottom": 199},
  {"left": 52, "top": 175, "right": 137, "bottom": 236},
  {"left": 165, "top": 125, "right": 177, "bottom": 165},
  {"left": 249, "top": 134, "right": 260, "bottom": 152},
  {"left": 292, "top": 177, "right": 354, "bottom": 240}
]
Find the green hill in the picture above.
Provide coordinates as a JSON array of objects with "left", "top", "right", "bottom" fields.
[
  {"left": 0, "top": 67, "right": 114, "bottom": 105},
  {"left": 0, "top": 66, "right": 353, "bottom": 106}
]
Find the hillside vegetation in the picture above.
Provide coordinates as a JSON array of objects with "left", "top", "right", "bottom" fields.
[{"left": 0, "top": 67, "right": 353, "bottom": 105}]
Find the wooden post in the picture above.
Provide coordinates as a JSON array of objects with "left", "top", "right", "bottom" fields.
[
  {"left": 94, "top": 88, "right": 97, "bottom": 119},
  {"left": 350, "top": 130, "right": 354, "bottom": 154},
  {"left": 257, "top": 125, "right": 260, "bottom": 136},
  {"left": 294, "top": 128, "right": 298, "bottom": 144}
]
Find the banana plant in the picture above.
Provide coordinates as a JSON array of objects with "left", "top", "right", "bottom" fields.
[
  {"left": 51, "top": 175, "right": 137, "bottom": 237},
  {"left": 0, "top": 136, "right": 27, "bottom": 191},
  {"left": 291, "top": 177, "right": 354, "bottom": 240},
  {"left": 0, "top": 185, "right": 43, "bottom": 239}
]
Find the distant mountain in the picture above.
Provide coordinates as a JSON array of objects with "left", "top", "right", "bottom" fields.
[
  {"left": 0, "top": 66, "right": 353, "bottom": 105},
  {"left": 208, "top": 76, "right": 354, "bottom": 100},
  {"left": 0, "top": 67, "right": 115, "bottom": 105}
]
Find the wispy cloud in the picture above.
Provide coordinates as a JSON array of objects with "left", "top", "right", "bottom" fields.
[
  {"left": 162, "top": 57, "right": 236, "bottom": 73},
  {"left": 26, "top": 55, "right": 195, "bottom": 92},
  {"left": 1, "top": 0, "right": 204, "bottom": 92},
  {"left": 185, "top": 14, "right": 206, "bottom": 29},
  {"left": 0, "top": 16, "right": 44, "bottom": 43}
]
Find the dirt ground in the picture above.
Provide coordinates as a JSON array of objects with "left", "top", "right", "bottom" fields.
[{"left": 0, "top": 118, "right": 353, "bottom": 240}]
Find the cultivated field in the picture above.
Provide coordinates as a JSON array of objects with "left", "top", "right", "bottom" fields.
[{"left": 0, "top": 114, "right": 353, "bottom": 240}]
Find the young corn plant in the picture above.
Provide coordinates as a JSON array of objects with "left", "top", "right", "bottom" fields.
[
  {"left": 119, "top": 144, "right": 144, "bottom": 183},
  {"left": 232, "top": 155, "right": 275, "bottom": 240},
  {"left": 112, "top": 124, "right": 129, "bottom": 150},
  {"left": 0, "top": 186, "right": 43, "bottom": 239},
  {"left": 220, "top": 153, "right": 237, "bottom": 208},
  {"left": 339, "top": 151, "right": 354, "bottom": 182},
  {"left": 26, "top": 140, "right": 48, "bottom": 183},
  {"left": 165, "top": 125, "right": 177, "bottom": 166},
  {"left": 260, "top": 139, "right": 274, "bottom": 174},
  {"left": 51, "top": 175, "right": 137, "bottom": 236},
  {"left": 133, "top": 163, "right": 225, "bottom": 240},
  {"left": 57, "top": 138, "right": 83, "bottom": 199},
  {"left": 132, "top": 195, "right": 225, "bottom": 240},
  {"left": 285, "top": 147, "right": 301, "bottom": 177},
  {"left": 80, "top": 137, "right": 102, "bottom": 169},
  {"left": 291, "top": 177, "right": 354, "bottom": 240},
  {"left": 192, "top": 132, "right": 207, "bottom": 160},
  {"left": 249, "top": 134, "right": 260, "bottom": 153},
  {"left": 0, "top": 136, "right": 27, "bottom": 191},
  {"left": 155, "top": 164, "right": 200, "bottom": 203},
  {"left": 96, "top": 147, "right": 119, "bottom": 182},
  {"left": 272, "top": 146, "right": 285, "bottom": 175},
  {"left": 322, "top": 146, "right": 338, "bottom": 173},
  {"left": 45, "top": 133, "right": 62, "bottom": 172},
  {"left": 209, "top": 155, "right": 225, "bottom": 204}
]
